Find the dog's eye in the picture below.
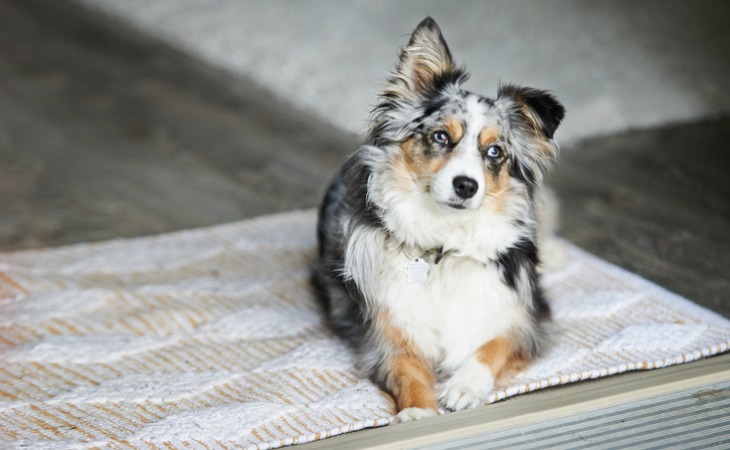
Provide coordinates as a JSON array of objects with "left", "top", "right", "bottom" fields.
[
  {"left": 432, "top": 131, "right": 450, "bottom": 146},
  {"left": 486, "top": 145, "right": 502, "bottom": 160}
]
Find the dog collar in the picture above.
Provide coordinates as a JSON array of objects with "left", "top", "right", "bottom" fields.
[
  {"left": 402, "top": 246, "right": 451, "bottom": 285},
  {"left": 403, "top": 246, "right": 450, "bottom": 265}
]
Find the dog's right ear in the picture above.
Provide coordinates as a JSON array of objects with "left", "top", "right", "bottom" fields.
[
  {"left": 498, "top": 84, "right": 565, "bottom": 140},
  {"left": 389, "top": 17, "right": 467, "bottom": 99}
]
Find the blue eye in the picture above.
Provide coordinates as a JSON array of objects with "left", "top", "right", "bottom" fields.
[
  {"left": 432, "top": 131, "right": 450, "bottom": 146},
  {"left": 486, "top": 145, "right": 502, "bottom": 159}
]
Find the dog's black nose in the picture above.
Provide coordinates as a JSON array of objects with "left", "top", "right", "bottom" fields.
[{"left": 452, "top": 176, "right": 478, "bottom": 199}]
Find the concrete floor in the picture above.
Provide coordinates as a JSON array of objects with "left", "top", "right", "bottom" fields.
[
  {"left": 550, "top": 119, "right": 730, "bottom": 318},
  {"left": 0, "top": 0, "right": 352, "bottom": 248},
  {"left": 75, "top": 0, "right": 730, "bottom": 145},
  {"left": 0, "top": 1, "right": 728, "bottom": 317}
]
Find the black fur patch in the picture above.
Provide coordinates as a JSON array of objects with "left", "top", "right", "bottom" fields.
[
  {"left": 509, "top": 158, "right": 536, "bottom": 190},
  {"left": 422, "top": 69, "right": 470, "bottom": 97},
  {"left": 496, "top": 240, "right": 550, "bottom": 317},
  {"left": 345, "top": 159, "right": 386, "bottom": 230},
  {"left": 498, "top": 84, "right": 565, "bottom": 139},
  {"left": 421, "top": 94, "right": 449, "bottom": 119},
  {"left": 496, "top": 240, "right": 537, "bottom": 288}
]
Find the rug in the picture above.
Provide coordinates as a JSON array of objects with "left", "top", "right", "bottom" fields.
[{"left": 1, "top": 210, "right": 728, "bottom": 449}]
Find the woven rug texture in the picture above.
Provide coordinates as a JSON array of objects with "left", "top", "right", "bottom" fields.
[{"left": 1, "top": 210, "right": 729, "bottom": 449}]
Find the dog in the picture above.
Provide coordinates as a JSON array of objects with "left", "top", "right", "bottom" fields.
[{"left": 313, "top": 17, "right": 564, "bottom": 422}]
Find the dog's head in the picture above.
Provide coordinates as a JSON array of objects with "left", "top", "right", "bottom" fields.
[{"left": 368, "top": 17, "right": 565, "bottom": 212}]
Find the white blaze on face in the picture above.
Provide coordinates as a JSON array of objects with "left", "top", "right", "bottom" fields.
[
  {"left": 430, "top": 96, "right": 494, "bottom": 211},
  {"left": 431, "top": 147, "right": 485, "bottom": 210}
]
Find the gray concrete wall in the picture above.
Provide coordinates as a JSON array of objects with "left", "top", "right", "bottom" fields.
[{"left": 77, "top": 0, "right": 730, "bottom": 145}]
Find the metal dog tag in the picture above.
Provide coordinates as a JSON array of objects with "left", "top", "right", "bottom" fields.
[{"left": 405, "top": 258, "right": 429, "bottom": 284}]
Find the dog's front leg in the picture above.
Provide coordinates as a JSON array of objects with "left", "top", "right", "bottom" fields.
[
  {"left": 439, "top": 336, "right": 525, "bottom": 411},
  {"left": 385, "top": 353, "right": 439, "bottom": 422},
  {"left": 371, "top": 311, "right": 439, "bottom": 423}
]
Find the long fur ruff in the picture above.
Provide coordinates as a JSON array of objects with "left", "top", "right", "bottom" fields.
[{"left": 313, "top": 17, "right": 565, "bottom": 422}]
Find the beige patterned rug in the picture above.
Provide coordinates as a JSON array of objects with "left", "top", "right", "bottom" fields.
[{"left": 1, "top": 210, "right": 729, "bottom": 449}]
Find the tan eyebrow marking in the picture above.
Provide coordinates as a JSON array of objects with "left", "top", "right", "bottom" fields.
[
  {"left": 478, "top": 127, "right": 500, "bottom": 148},
  {"left": 444, "top": 117, "right": 465, "bottom": 144}
]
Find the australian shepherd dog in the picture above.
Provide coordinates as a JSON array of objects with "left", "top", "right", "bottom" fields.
[{"left": 313, "top": 17, "right": 565, "bottom": 422}]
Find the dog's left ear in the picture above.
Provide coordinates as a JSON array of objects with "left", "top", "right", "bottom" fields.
[
  {"left": 393, "top": 17, "right": 466, "bottom": 97},
  {"left": 498, "top": 84, "right": 565, "bottom": 139}
]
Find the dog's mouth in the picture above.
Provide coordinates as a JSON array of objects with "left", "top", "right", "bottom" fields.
[{"left": 447, "top": 201, "right": 466, "bottom": 210}]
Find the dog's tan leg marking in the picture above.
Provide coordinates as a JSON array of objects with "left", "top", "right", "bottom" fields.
[
  {"left": 476, "top": 336, "right": 528, "bottom": 379},
  {"left": 388, "top": 354, "right": 437, "bottom": 411},
  {"left": 376, "top": 312, "right": 438, "bottom": 422}
]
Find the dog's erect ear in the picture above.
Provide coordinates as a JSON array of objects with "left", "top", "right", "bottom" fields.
[
  {"left": 498, "top": 84, "right": 565, "bottom": 139},
  {"left": 393, "top": 17, "right": 464, "bottom": 96}
]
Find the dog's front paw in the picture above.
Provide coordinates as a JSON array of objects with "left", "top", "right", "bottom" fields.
[
  {"left": 440, "top": 384, "right": 488, "bottom": 411},
  {"left": 393, "top": 407, "right": 438, "bottom": 423},
  {"left": 439, "top": 362, "right": 494, "bottom": 411}
]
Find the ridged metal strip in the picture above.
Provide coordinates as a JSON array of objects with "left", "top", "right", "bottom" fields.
[{"left": 423, "top": 381, "right": 730, "bottom": 450}]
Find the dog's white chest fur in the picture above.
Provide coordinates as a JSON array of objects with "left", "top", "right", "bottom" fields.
[{"left": 377, "top": 250, "right": 524, "bottom": 373}]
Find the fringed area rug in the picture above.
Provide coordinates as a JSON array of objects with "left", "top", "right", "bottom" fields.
[{"left": 1, "top": 210, "right": 729, "bottom": 449}]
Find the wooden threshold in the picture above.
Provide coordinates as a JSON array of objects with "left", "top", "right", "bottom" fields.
[{"left": 301, "top": 352, "right": 730, "bottom": 449}]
